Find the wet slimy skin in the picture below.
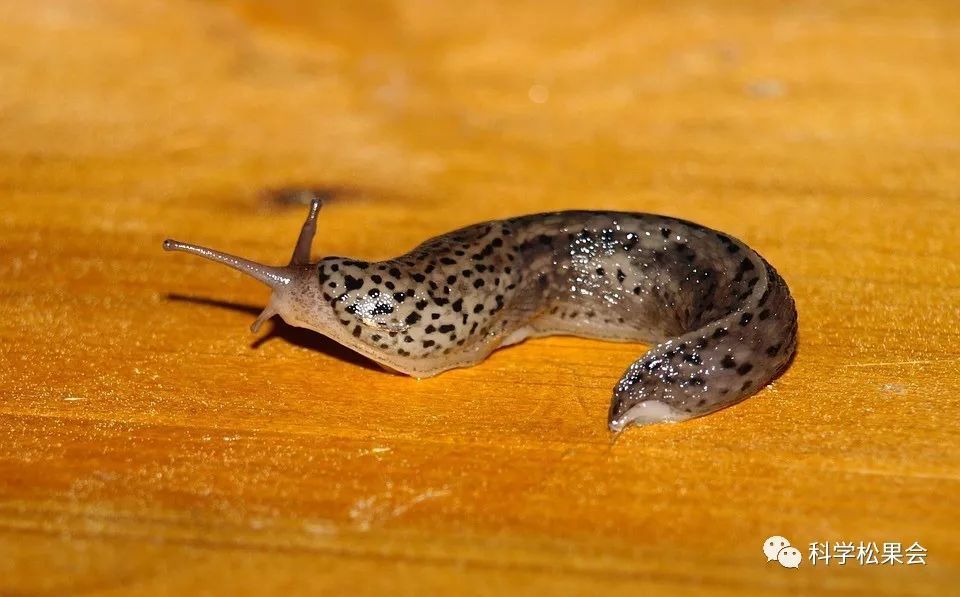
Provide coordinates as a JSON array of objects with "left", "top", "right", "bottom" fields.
[{"left": 164, "top": 199, "right": 797, "bottom": 432}]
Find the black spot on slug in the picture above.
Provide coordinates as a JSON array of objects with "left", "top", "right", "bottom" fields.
[
  {"left": 344, "top": 275, "right": 363, "bottom": 291},
  {"left": 370, "top": 303, "right": 393, "bottom": 316}
]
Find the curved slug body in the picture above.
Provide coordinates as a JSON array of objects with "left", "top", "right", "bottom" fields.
[{"left": 165, "top": 199, "right": 797, "bottom": 432}]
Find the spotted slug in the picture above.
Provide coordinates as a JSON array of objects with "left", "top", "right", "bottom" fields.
[{"left": 164, "top": 198, "right": 797, "bottom": 431}]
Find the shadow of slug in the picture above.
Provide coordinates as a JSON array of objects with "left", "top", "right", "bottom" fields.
[{"left": 166, "top": 293, "right": 384, "bottom": 372}]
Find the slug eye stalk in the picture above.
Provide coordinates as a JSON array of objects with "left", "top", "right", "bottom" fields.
[{"left": 163, "top": 197, "right": 324, "bottom": 332}]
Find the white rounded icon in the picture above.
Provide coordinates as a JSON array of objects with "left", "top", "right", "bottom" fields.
[
  {"left": 763, "top": 536, "right": 791, "bottom": 561},
  {"left": 777, "top": 546, "right": 802, "bottom": 568}
]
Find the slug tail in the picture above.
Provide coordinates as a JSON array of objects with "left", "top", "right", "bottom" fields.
[{"left": 607, "top": 258, "right": 798, "bottom": 432}]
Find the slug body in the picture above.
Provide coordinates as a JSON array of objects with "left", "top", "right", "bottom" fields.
[{"left": 164, "top": 199, "right": 797, "bottom": 431}]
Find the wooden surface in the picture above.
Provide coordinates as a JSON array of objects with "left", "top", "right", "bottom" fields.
[{"left": 2, "top": 0, "right": 959, "bottom": 594}]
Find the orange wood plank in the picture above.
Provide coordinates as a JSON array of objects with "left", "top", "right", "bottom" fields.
[{"left": 1, "top": 1, "right": 958, "bottom": 593}]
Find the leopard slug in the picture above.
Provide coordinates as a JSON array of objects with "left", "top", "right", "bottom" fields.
[{"left": 163, "top": 198, "right": 797, "bottom": 431}]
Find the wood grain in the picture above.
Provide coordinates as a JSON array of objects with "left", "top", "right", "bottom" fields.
[{"left": 1, "top": 0, "right": 958, "bottom": 594}]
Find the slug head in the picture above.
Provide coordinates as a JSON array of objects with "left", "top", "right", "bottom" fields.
[
  {"left": 163, "top": 198, "right": 425, "bottom": 374},
  {"left": 163, "top": 197, "right": 330, "bottom": 333}
]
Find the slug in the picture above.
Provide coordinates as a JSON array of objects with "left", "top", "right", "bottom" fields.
[{"left": 164, "top": 198, "right": 797, "bottom": 431}]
